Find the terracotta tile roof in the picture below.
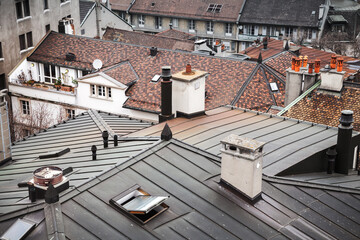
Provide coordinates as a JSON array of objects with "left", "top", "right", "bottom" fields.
[
  {"left": 156, "top": 29, "right": 195, "bottom": 40},
  {"left": 28, "top": 31, "right": 284, "bottom": 113},
  {"left": 109, "top": 0, "right": 133, "bottom": 11},
  {"left": 128, "top": 0, "right": 245, "bottom": 22},
  {"left": 103, "top": 28, "right": 194, "bottom": 51},
  {"left": 234, "top": 66, "right": 285, "bottom": 110},
  {"left": 243, "top": 39, "right": 357, "bottom": 78},
  {"left": 240, "top": 0, "right": 324, "bottom": 27},
  {"left": 284, "top": 87, "right": 360, "bottom": 131},
  {"left": 102, "top": 61, "right": 138, "bottom": 85}
]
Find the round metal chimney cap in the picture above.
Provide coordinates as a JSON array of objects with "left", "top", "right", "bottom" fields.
[
  {"left": 161, "top": 66, "right": 172, "bottom": 79},
  {"left": 339, "top": 110, "right": 354, "bottom": 126}
]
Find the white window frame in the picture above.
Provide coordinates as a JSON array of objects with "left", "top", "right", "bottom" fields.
[
  {"left": 171, "top": 18, "right": 178, "bottom": 28},
  {"left": 66, "top": 108, "right": 75, "bottom": 119},
  {"left": 20, "top": 99, "right": 30, "bottom": 115},
  {"left": 90, "top": 84, "right": 112, "bottom": 100},
  {"left": 155, "top": 17, "right": 162, "bottom": 29},
  {"left": 225, "top": 23, "right": 233, "bottom": 36},
  {"left": 43, "top": 64, "right": 58, "bottom": 84},
  {"left": 206, "top": 21, "right": 214, "bottom": 34},
  {"left": 189, "top": 20, "right": 195, "bottom": 33},
  {"left": 16, "top": 0, "right": 31, "bottom": 21},
  {"left": 138, "top": 15, "right": 145, "bottom": 27}
]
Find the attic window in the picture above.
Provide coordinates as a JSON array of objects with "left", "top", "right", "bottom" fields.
[
  {"left": 270, "top": 82, "right": 279, "bottom": 92},
  {"left": 1, "top": 218, "right": 36, "bottom": 240},
  {"left": 151, "top": 74, "right": 161, "bottom": 82},
  {"left": 110, "top": 184, "right": 169, "bottom": 224},
  {"left": 207, "top": 4, "right": 222, "bottom": 13}
]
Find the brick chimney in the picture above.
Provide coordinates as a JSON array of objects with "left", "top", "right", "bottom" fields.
[
  {"left": 220, "top": 134, "right": 265, "bottom": 200},
  {"left": 335, "top": 110, "right": 355, "bottom": 174},
  {"left": 159, "top": 66, "right": 174, "bottom": 123},
  {"left": 285, "top": 60, "right": 319, "bottom": 105},
  {"left": 0, "top": 89, "right": 11, "bottom": 164},
  {"left": 319, "top": 56, "right": 345, "bottom": 92},
  {"left": 172, "top": 64, "right": 207, "bottom": 118}
]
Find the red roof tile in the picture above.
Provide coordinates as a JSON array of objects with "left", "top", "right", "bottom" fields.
[
  {"left": 284, "top": 87, "right": 360, "bottom": 131},
  {"left": 27, "top": 32, "right": 283, "bottom": 113},
  {"left": 156, "top": 29, "right": 194, "bottom": 40},
  {"left": 128, "top": 0, "right": 245, "bottom": 22},
  {"left": 103, "top": 28, "right": 194, "bottom": 51},
  {"left": 102, "top": 61, "right": 138, "bottom": 85}
]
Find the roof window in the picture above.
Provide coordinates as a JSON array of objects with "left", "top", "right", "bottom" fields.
[
  {"left": 110, "top": 184, "right": 169, "bottom": 224},
  {"left": 207, "top": 4, "right": 222, "bottom": 13},
  {"left": 1, "top": 218, "right": 36, "bottom": 240},
  {"left": 270, "top": 82, "right": 279, "bottom": 92},
  {"left": 151, "top": 74, "right": 161, "bottom": 82}
]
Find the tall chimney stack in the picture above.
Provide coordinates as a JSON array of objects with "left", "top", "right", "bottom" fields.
[
  {"left": 159, "top": 66, "right": 174, "bottom": 122},
  {"left": 220, "top": 134, "right": 265, "bottom": 200},
  {"left": 335, "top": 110, "right": 355, "bottom": 174},
  {"left": 172, "top": 64, "right": 207, "bottom": 118},
  {"left": 0, "top": 89, "right": 11, "bottom": 164}
]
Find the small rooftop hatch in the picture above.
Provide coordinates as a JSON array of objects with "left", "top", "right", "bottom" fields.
[
  {"left": 1, "top": 219, "right": 36, "bottom": 240},
  {"left": 207, "top": 4, "right": 222, "bottom": 13}
]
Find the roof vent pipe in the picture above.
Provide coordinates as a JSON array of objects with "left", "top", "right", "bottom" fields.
[
  {"left": 335, "top": 110, "right": 354, "bottom": 174},
  {"left": 91, "top": 145, "right": 97, "bottom": 160},
  {"left": 150, "top": 47, "right": 158, "bottom": 56},
  {"left": 159, "top": 66, "right": 174, "bottom": 123},
  {"left": 326, "top": 146, "right": 337, "bottom": 174},
  {"left": 102, "top": 131, "right": 109, "bottom": 148},
  {"left": 114, "top": 135, "right": 118, "bottom": 147}
]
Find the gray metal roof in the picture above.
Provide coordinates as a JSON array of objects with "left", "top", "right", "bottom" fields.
[
  {"left": 0, "top": 110, "right": 154, "bottom": 215},
  {"left": 79, "top": 0, "right": 95, "bottom": 24},
  {"left": 130, "top": 106, "right": 357, "bottom": 176},
  {"left": 0, "top": 139, "right": 359, "bottom": 239}
]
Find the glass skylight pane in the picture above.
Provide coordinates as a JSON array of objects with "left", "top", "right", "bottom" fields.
[
  {"left": 1, "top": 219, "right": 35, "bottom": 240},
  {"left": 151, "top": 75, "right": 161, "bottom": 82},
  {"left": 270, "top": 82, "right": 279, "bottom": 91},
  {"left": 123, "top": 196, "right": 168, "bottom": 214}
]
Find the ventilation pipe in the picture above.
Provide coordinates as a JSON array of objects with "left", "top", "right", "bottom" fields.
[{"left": 159, "top": 66, "right": 174, "bottom": 122}]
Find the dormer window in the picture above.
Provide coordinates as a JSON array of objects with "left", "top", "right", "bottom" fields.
[{"left": 110, "top": 184, "right": 169, "bottom": 224}]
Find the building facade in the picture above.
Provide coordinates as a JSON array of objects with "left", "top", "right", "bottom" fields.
[{"left": 0, "top": 0, "right": 80, "bottom": 90}]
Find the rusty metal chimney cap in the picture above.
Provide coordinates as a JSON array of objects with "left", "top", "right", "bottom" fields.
[{"left": 339, "top": 110, "right": 354, "bottom": 126}]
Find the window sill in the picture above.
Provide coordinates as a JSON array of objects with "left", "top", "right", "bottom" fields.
[
  {"left": 20, "top": 47, "right": 34, "bottom": 55},
  {"left": 207, "top": 31, "right": 214, "bottom": 35},
  {"left": 225, "top": 33, "right": 233, "bottom": 37},
  {"left": 44, "top": 9, "right": 50, "bottom": 13},
  {"left": 60, "top": 1, "right": 71, "bottom": 6},
  {"left": 0, "top": 58, "right": 4, "bottom": 62},
  {"left": 189, "top": 29, "right": 195, "bottom": 33},
  {"left": 139, "top": 24, "right": 144, "bottom": 28},
  {"left": 90, "top": 95, "right": 113, "bottom": 101},
  {"left": 17, "top": 16, "right": 32, "bottom": 23}
]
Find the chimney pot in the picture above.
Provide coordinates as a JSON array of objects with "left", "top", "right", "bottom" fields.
[
  {"left": 102, "top": 131, "right": 109, "bottom": 148},
  {"left": 161, "top": 66, "right": 172, "bottom": 80},
  {"left": 330, "top": 55, "right": 337, "bottom": 69},
  {"left": 263, "top": 37, "right": 268, "bottom": 49},
  {"left": 315, "top": 59, "right": 321, "bottom": 73},
  {"left": 159, "top": 66, "right": 174, "bottom": 122},
  {"left": 91, "top": 145, "right": 97, "bottom": 160},
  {"left": 150, "top": 47, "right": 158, "bottom": 56},
  {"left": 337, "top": 57, "right": 344, "bottom": 72},
  {"left": 114, "top": 134, "right": 118, "bottom": 146},
  {"left": 291, "top": 57, "right": 296, "bottom": 70},
  {"left": 295, "top": 58, "right": 301, "bottom": 72},
  {"left": 308, "top": 62, "right": 314, "bottom": 74},
  {"left": 303, "top": 56, "right": 308, "bottom": 67},
  {"left": 186, "top": 64, "right": 192, "bottom": 74},
  {"left": 326, "top": 146, "right": 337, "bottom": 174}
]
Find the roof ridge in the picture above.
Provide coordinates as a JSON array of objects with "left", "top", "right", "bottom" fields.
[{"left": 88, "top": 109, "right": 116, "bottom": 138}]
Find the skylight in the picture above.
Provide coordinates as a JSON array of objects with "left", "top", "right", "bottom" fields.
[
  {"left": 1, "top": 219, "right": 36, "bottom": 240},
  {"left": 110, "top": 185, "right": 169, "bottom": 224},
  {"left": 270, "top": 82, "right": 279, "bottom": 92},
  {"left": 207, "top": 4, "right": 222, "bottom": 13},
  {"left": 151, "top": 74, "right": 161, "bottom": 82}
]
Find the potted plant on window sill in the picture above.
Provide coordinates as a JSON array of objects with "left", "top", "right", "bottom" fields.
[
  {"left": 61, "top": 84, "right": 72, "bottom": 92},
  {"left": 54, "top": 78, "right": 62, "bottom": 90}
]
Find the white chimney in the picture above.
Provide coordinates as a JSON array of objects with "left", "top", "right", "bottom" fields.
[
  {"left": 319, "top": 68, "right": 345, "bottom": 92},
  {"left": 0, "top": 89, "right": 11, "bottom": 164},
  {"left": 220, "top": 134, "right": 265, "bottom": 200},
  {"left": 172, "top": 64, "right": 207, "bottom": 118}
]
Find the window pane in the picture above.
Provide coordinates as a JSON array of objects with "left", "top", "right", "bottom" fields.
[
  {"left": 26, "top": 32, "right": 33, "bottom": 47},
  {"left": 16, "top": 2, "right": 23, "bottom": 19},
  {"left": 108, "top": 88, "right": 112, "bottom": 98},
  {"left": 19, "top": 34, "right": 26, "bottom": 50},
  {"left": 51, "top": 65, "right": 56, "bottom": 77},
  {"left": 44, "top": 0, "right": 49, "bottom": 9},
  {"left": 0, "top": 42, "right": 3, "bottom": 58},
  {"left": 45, "top": 24, "right": 50, "bottom": 32},
  {"left": 23, "top": 0, "right": 30, "bottom": 17}
]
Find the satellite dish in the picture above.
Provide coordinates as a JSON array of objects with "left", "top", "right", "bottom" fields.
[{"left": 92, "top": 59, "right": 103, "bottom": 70}]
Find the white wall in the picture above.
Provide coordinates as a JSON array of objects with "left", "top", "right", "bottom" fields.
[{"left": 81, "top": 4, "right": 132, "bottom": 38}]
